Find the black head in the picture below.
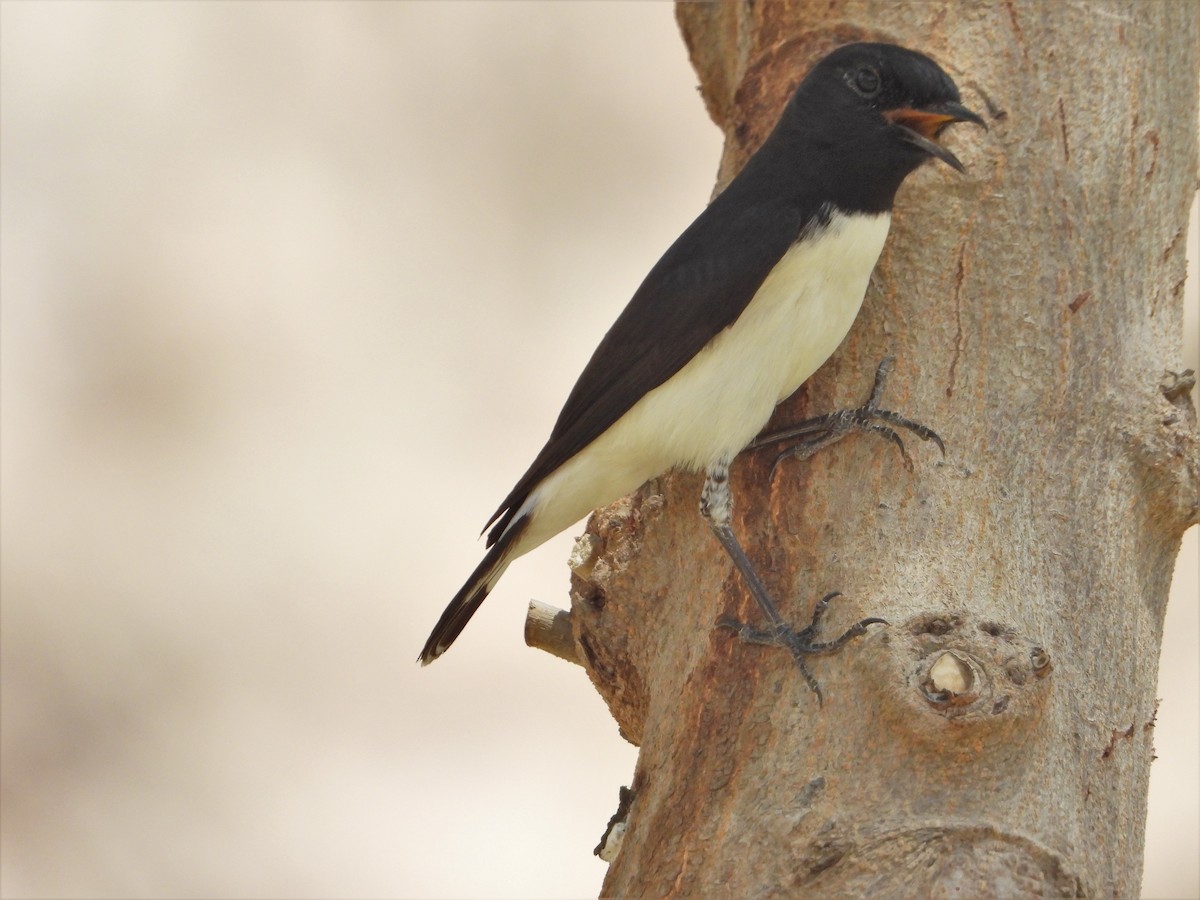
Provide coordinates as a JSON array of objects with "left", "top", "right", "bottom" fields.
[{"left": 756, "top": 42, "right": 986, "bottom": 213}]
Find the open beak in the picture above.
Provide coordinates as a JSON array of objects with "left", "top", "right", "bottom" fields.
[{"left": 884, "top": 101, "right": 987, "bottom": 173}]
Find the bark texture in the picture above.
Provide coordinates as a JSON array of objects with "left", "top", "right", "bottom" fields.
[{"left": 567, "top": 2, "right": 1199, "bottom": 896}]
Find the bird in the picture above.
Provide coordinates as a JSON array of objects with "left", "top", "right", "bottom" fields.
[{"left": 419, "top": 42, "right": 984, "bottom": 676}]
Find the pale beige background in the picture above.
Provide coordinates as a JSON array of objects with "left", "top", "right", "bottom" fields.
[{"left": 1, "top": 3, "right": 1196, "bottom": 898}]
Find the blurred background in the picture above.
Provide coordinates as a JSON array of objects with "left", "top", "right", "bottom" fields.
[{"left": 1, "top": 3, "right": 1195, "bottom": 898}]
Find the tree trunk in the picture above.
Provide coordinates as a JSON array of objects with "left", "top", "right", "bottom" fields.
[{"left": 563, "top": 2, "right": 1199, "bottom": 896}]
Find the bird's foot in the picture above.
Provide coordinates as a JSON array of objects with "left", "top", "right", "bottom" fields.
[
  {"left": 750, "top": 357, "right": 945, "bottom": 478},
  {"left": 715, "top": 591, "right": 887, "bottom": 704}
]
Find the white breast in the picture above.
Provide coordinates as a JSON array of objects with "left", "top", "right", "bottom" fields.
[{"left": 515, "top": 210, "right": 892, "bottom": 553}]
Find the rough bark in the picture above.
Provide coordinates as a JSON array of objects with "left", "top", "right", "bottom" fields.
[{"left": 562, "top": 2, "right": 1199, "bottom": 897}]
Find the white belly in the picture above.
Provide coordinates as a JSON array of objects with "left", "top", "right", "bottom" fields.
[{"left": 517, "top": 210, "right": 891, "bottom": 552}]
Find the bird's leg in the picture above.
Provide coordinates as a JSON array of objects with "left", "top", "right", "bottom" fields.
[
  {"left": 750, "top": 357, "right": 945, "bottom": 479},
  {"left": 699, "top": 461, "right": 885, "bottom": 704}
]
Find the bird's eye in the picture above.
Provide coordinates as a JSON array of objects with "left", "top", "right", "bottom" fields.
[{"left": 849, "top": 65, "right": 881, "bottom": 98}]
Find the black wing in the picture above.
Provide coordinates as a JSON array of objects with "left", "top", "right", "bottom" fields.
[{"left": 484, "top": 193, "right": 811, "bottom": 546}]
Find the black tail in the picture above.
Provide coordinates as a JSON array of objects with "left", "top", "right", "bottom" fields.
[{"left": 419, "top": 516, "right": 529, "bottom": 664}]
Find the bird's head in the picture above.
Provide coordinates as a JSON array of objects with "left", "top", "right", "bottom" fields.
[
  {"left": 812, "top": 42, "right": 986, "bottom": 174},
  {"left": 761, "top": 42, "right": 986, "bottom": 211}
]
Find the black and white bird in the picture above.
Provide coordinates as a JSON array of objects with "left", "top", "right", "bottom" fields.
[{"left": 420, "top": 42, "right": 983, "bottom": 673}]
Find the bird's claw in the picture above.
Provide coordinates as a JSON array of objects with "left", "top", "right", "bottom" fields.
[
  {"left": 752, "top": 357, "right": 944, "bottom": 478},
  {"left": 715, "top": 591, "right": 887, "bottom": 705}
]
